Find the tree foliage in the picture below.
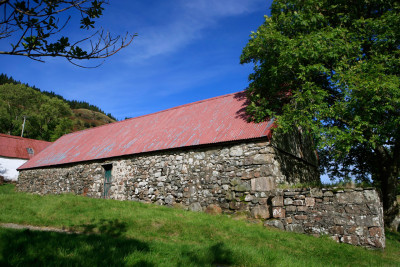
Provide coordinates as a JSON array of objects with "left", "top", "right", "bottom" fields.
[
  {"left": 0, "top": 83, "right": 72, "bottom": 141},
  {"left": 0, "top": 79, "right": 116, "bottom": 141},
  {"left": 0, "top": 0, "right": 135, "bottom": 66},
  {"left": 0, "top": 73, "right": 116, "bottom": 120},
  {"left": 241, "top": 0, "right": 400, "bottom": 227}
]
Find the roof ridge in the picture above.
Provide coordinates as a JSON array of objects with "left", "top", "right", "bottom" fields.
[
  {"left": 0, "top": 133, "right": 51, "bottom": 143},
  {"left": 59, "top": 91, "right": 241, "bottom": 138}
]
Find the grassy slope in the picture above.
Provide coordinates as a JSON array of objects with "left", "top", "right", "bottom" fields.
[
  {"left": 0, "top": 184, "right": 399, "bottom": 266},
  {"left": 71, "top": 109, "right": 116, "bottom": 132}
]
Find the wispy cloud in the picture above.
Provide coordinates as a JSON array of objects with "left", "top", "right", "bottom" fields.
[{"left": 126, "top": 0, "right": 265, "bottom": 61}]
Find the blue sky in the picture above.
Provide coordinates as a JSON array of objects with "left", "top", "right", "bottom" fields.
[
  {"left": 0, "top": 0, "right": 273, "bottom": 120},
  {"left": 1, "top": 1, "right": 334, "bottom": 183}
]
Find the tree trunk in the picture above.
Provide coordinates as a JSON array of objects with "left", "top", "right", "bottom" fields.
[
  {"left": 380, "top": 171, "right": 399, "bottom": 231},
  {"left": 376, "top": 145, "right": 400, "bottom": 231}
]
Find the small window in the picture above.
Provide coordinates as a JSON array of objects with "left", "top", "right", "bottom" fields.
[{"left": 26, "top": 148, "right": 34, "bottom": 155}]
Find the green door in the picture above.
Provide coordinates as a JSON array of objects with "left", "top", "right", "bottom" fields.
[{"left": 103, "top": 165, "right": 112, "bottom": 198}]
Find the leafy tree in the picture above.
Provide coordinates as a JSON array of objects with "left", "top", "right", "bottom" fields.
[
  {"left": 0, "top": 1, "right": 135, "bottom": 66},
  {"left": 50, "top": 117, "right": 73, "bottom": 141},
  {"left": 0, "top": 73, "right": 117, "bottom": 121},
  {"left": 241, "top": 0, "right": 400, "bottom": 228},
  {"left": 0, "top": 83, "right": 72, "bottom": 140}
]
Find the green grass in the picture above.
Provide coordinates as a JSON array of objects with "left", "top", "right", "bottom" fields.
[{"left": 0, "top": 184, "right": 399, "bottom": 266}]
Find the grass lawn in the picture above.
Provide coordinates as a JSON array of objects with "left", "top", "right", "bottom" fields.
[{"left": 0, "top": 184, "right": 399, "bottom": 266}]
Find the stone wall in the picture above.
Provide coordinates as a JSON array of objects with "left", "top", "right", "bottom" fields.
[
  {"left": 17, "top": 138, "right": 385, "bottom": 249},
  {"left": 17, "top": 139, "right": 318, "bottom": 202},
  {"left": 260, "top": 188, "right": 385, "bottom": 249}
]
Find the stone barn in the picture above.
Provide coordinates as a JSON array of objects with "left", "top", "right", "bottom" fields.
[
  {"left": 16, "top": 92, "right": 387, "bottom": 249},
  {"left": 18, "top": 91, "right": 319, "bottom": 206}
]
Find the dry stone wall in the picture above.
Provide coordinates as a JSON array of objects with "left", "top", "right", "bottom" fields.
[
  {"left": 260, "top": 188, "right": 385, "bottom": 249},
  {"left": 17, "top": 138, "right": 384, "bottom": 248}
]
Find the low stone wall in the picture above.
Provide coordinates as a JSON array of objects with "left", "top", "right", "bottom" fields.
[{"left": 257, "top": 188, "right": 385, "bottom": 249}]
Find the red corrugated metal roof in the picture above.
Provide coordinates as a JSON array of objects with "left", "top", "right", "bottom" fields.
[
  {"left": 19, "top": 91, "right": 274, "bottom": 170},
  {"left": 0, "top": 134, "right": 52, "bottom": 160}
]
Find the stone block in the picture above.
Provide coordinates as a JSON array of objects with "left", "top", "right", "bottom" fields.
[
  {"left": 284, "top": 198, "right": 293, "bottom": 205},
  {"left": 284, "top": 191, "right": 300, "bottom": 196},
  {"left": 286, "top": 224, "right": 304, "bottom": 233},
  {"left": 272, "top": 207, "right": 286, "bottom": 218},
  {"left": 305, "top": 197, "right": 315, "bottom": 207},
  {"left": 234, "top": 182, "right": 251, "bottom": 192},
  {"left": 333, "top": 217, "right": 347, "bottom": 225},
  {"left": 363, "top": 190, "right": 379, "bottom": 202},
  {"left": 240, "top": 173, "right": 252, "bottom": 180},
  {"left": 310, "top": 188, "right": 323, "bottom": 197},
  {"left": 286, "top": 206, "right": 296, "bottom": 212},
  {"left": 251, "top": 205, "right": 271, "bottom": 219},
  {"left": 229, "top": 146, "right": 243, "bottom": 157},
  {"left": 344, "top": 204, "right": 362, "bottom": 214},
  {"left": 294, "top": 215, "right": 308, "bottom": 220},
  {"left": 244, "top": 194, "right": 253, "bottom": 202},
  {"left": 189, "top": 202, "right": 202, "bottom": 212},
  {"left": 251, "top": 177, "right": 276, "bottom": 192},
  {"left": 252, "top": 154, "right": 274, "bottom": 165},
  {"left": 341, "top": 235, "right": 359, "bottom": 246},
  {"left": 205, "top": 204, "right": 222, "bottom": 215},
  {"left": 271, "top": 196, "right": 284, "bottom": 207},
  {"left": 230, "top": 178, "right": 241, "bottom": 186},
  {"left": 229, "top": 201, "right": 246, "bottom": 210},
  {"left": 165, "top": 195, "right": 175, "bottom": 205},
  {"left": 259, "top": 165, "right": 275, "bottom": 176},
  {"left": 323, "top": 197, "right": 333, "bottom": 203},
  {"left": 367, "top": 203, "right": 380, "bottom": 215},
  {"left": 297, "top": 206, "right": 308, "bottom": 212},
  {"left": 330, "top": 226, "right": 344, "bottom": 235},
  {"left": 337, "top": 191, "right": 363, "bottom": 204},
  {"left": 293, "top": 200, "right": 304, "bottom": 206},
  {"left": 225, "top": 191, "right": 235, "bottom": 201},
  {"left": 258, "top": 198, "right": 268, "bottom": 204},
  {"left": 369, "top": 227, "right": 383, "bottom": 238},
  {"left": 264, "top": 219, "right": 284, "bottom": 230}
]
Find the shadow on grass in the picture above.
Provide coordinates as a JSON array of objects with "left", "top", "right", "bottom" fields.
[
  {"left": 72, "top": 219, "right": 128, "bottom": 237},
  {"left": 178, "top": 242, "right": 233, "bottom": 266},
  {"left": 0, "top": 220, "right": 236, "bottom": 267},
  {"left": 0, "top": 224, "right": 151, "bottom": 266}
]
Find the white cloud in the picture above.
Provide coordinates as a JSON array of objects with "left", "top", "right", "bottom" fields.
[
  {"left": 126, "top": 0, "right": 265, "bottom": 61},
  {"left": 183, "top": 0, "right": 263, "bottom": 17}
]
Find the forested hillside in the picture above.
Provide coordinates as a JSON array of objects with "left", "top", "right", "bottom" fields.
[{"left": 0, "top": 74, "right": 116, "bottom": 141}]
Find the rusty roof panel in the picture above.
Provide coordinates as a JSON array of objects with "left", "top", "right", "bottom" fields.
[
  {"left": 0, "top": 134, "right": 52, "bottom": 160},
  {"left": 19, "top": 91, "right": 274, "bottom": 170}
]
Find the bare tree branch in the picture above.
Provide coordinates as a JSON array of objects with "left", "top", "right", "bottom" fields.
[{"left": 0, "top": 0, "right": 135, "bottom": 67}]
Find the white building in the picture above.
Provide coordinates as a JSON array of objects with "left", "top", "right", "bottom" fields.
[{"left": 0, "top": 134, "right": 51, "bottom": 181}]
